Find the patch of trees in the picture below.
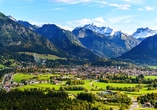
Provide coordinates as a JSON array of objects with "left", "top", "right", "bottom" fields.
[
  {"left": 101, "top": 93, "right": 132, "bottom": 110},
  {"left": 60, "top": 86, "right": 85, "bottom": 91},
  {"left": 100, "top": 73, "right": 156, "bottom": 84},
  {"left": 106, "top": 84, "right": 143, "bottom": 92},
  {"left": 77, "top": 92, "right": 96, "bottom": 103},
  {"left": 0, "top": 89, "right": 98, "bottom": 110},
  {"left": 148, "top": 81, "right": 157, "bottom": 90},
  {"left": 137, "top": 93, "right": 157, "bottom": 108},
  {"left": 66, "top": 80, "right": 85, "bottom": 85}
]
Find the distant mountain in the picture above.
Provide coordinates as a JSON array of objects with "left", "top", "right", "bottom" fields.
[
  {"left": 120, "top": 34, "right": 157, "bottom": 64},
  {"left": 73, "top": 24, "right": 139, "bottom": 58},
  {"left": 17, "top": 20, "right": 39, "bottom": 30},
  {"left": 132, "top": 27, "right": 157, "bottom": 39},
  {"left": 83, "top": 24, "right": 115, "bottom": 36},
  {"left": 7, "top": 15, "right": 16, "bottom": 22},
  {"left": 35, "top": 24, "right": 99, "bottom": 60},
  {"left": 0, "top": 12, "right": 62, "bottom": 60},
  {"left": 7, "top": 15, "right": 39, "bottom": 30}
]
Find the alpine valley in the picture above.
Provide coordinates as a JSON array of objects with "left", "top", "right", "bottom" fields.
[{"left": 1, "top": 12, "right": 157, "bottom": 65}]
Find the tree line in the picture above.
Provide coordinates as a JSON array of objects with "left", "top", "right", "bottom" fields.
[{"left": 0, "top": 89, "right": 98, "bottom": 110}]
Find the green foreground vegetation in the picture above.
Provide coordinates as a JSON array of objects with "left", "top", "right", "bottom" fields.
[{"left": 2, "top": 70, "right": 157, "bottom": 110}]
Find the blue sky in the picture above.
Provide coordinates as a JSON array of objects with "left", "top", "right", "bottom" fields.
[{"left": 0, "top": 0, "right": 157, "bottom": 34}]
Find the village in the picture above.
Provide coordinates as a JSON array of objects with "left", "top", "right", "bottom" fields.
[{"left": 1, "top": 66, "right": 157, "bottom": 92}]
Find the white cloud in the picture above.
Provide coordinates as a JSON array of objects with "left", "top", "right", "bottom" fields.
[
  {"left": 96, "top": 1, "right": 108, "bottom": 5},
  {"left": 51, "top": 0, "right": 92, "bottom": 4},
  {"left": 124, "top": 0, "right": 132, "bottom": 1},
  {"left": 124, "top": 0, "right": 144, "bottom": 4},
  {"left": 28, "top": 20, "right": 48, "bottom": 27},
  {"left": 107, "top": 15, "right": 134, "bottom": 24},
  {"left": 123, "top": 20, "right": 131, "bottom": 23},
  {"left": 155, "top": 19, "right": 157, "bottom": 21},
  {"left": 67, "top": 17, "right": 106, "bottom": 27},
  {"left": 138, "top": 8, "right": 144, "bottom": 11},
  {"left": 94, "top": 17, "right": 106, "bottom": 23},
  {"left": 57, "top": 24, "right": 73, "bottom": 31},
  {"left": 145, "top": 6, "right": 155, "bottom": 11},
  {"left": 109, "top": 3, "right": 131, "bottom": 10},
  {"left": 52, "top": 7, "right": 65, "bottom": 11}
]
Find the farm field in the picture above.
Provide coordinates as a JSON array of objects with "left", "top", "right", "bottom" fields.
[
  {"left": 0, "top": 64, "right": 6, "bottom": 70},
  {"left": 19, "top": 52, "right": 65, "bottom": 60},
  {"left": 131, "top": 75, "right": 157, "bottom": 80},
  {"left": 136, "top": 107, "right": 155, "bottom": 110},
  {"left": 14, "top": 83, "right": 63, "bottom": 91},
  {"left": 144, "top": 76, "right": 157, "bottom": 80},
  {"left": 93, "top": 82, "right": 146, "bottom": 88},
  {"left": 13, "top": 73, "right": 61, "bottom": 82},
  {"left": 148, "top": 66, "right": 157, "bottom": 69}
]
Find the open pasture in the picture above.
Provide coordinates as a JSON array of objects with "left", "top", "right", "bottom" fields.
[
  {"left": 0, "top": 64, "right": 6, "bottom": 70},
  {"left": 19, "top": 52, "right": 65, "bottom": 60},
  {"left": 144, "top": 76, "right": 157, "bottom": 80},
  {"left": 148, "top": 66, "right": 157, "bottom": 69},
  {"left": 14, "top": 83, "right": 64, "bottom": 91},
  {"left": 13, "top": 73, "right": 61, "bottom": 82},
  {"left": 13, "top": 73, "right": 36, "bottom": 82},
  {"left": 92, "top": 81, "right": 146, "bottom": 88}
]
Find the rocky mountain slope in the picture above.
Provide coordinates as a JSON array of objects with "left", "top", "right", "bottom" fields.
[
  {"left": 0, "top": 12, "right": 63, "bottom": 62},
  {"left": 35, "top": 24, "right": 99, "bottom": 60},
  {"left": 120, "top": 34, "right": 157, "bottom": 64}
]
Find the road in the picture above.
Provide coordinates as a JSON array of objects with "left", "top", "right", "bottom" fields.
[
  {"left": 0, "top": 73, "right": 13, "bottom": 92},
  {"left": 130, "top": 98, "right": 138, "bottom": 110}
]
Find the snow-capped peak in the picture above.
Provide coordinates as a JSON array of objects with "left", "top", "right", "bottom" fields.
[
  {"left": 132, "top": 27, "right": 157, "bottom": 39},
  {"left": 83, "top": 24, "right": 120, "bottom": 36},
  {"left": 7, "top": 15, "right": 16, "bottom": 22}
]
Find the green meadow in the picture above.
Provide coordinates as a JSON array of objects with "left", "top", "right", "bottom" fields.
[
  {"left": 148, "top": 66, "right": 157, "bottom": 69},
  {"left": 13, "top": 73, "right": 61, "bottom": 82},
  {"left": 0, "top": 64, "right": 6, "bottom": 70},
  {"left": 19, "top": 52, "right": 65, "bottom": 60},
  {"left": 14, "top": 83, "right": 62, "bottom": 91}
]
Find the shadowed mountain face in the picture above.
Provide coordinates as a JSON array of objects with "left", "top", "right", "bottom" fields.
[
  {"left": 0, "top": 12, "right": 62, "bottom": 56},
  {"left": 73, "top": 24, "right": 140, "bottom": 58},
  {"left": 35, "top": 24, "right": 99, "bottom": 60},
  {"left": 120, "top": 34, "right": 157, "bottom": 64}
]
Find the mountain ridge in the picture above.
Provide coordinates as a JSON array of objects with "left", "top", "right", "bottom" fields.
[
  {"left": 35, "top": 24, "right": 99, "bottom": 60},
  {"left": 120, "top": 34, "right": 157, "bottom": 64},
  {"left": 73, "top": 25, "right": 139, "bottom": 58}
]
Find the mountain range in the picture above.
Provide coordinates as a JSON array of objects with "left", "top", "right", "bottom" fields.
[
  {"left": 73, "top": 24, "right": 139, "bottom": 58},
  {"left": 2, "top": 12, "right": 157, "bottom": 65}
]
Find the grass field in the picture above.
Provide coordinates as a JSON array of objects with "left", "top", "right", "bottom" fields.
[
  {"left": 93, "top": 82, "right": 146, "bottom": 88},
  {"left": 13, "top": 73, "right": 36, "bottom": 82},
  {"left": 14, "top": 83, "right": 63, "bottom": 91},
  {"left": 13, "top": 73, "right": 61, "bottom": 82},
  {"left": 144, "top": 76, "right": 157, "bottom": 80},
  {"left": 0, "top": 64, "right": 6, "bottom": 70},
  {"left": 19, "top": 52, "right": 65, "bottom": 60},
  {"left": 131, "top": 75, "right": 157, "bottom": 80},
  {"left": 136, "top": 108, "right": 155, "bottom": 110},
  {"left": 148, "top": 66, "right": 157, "bottom": 69}
]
